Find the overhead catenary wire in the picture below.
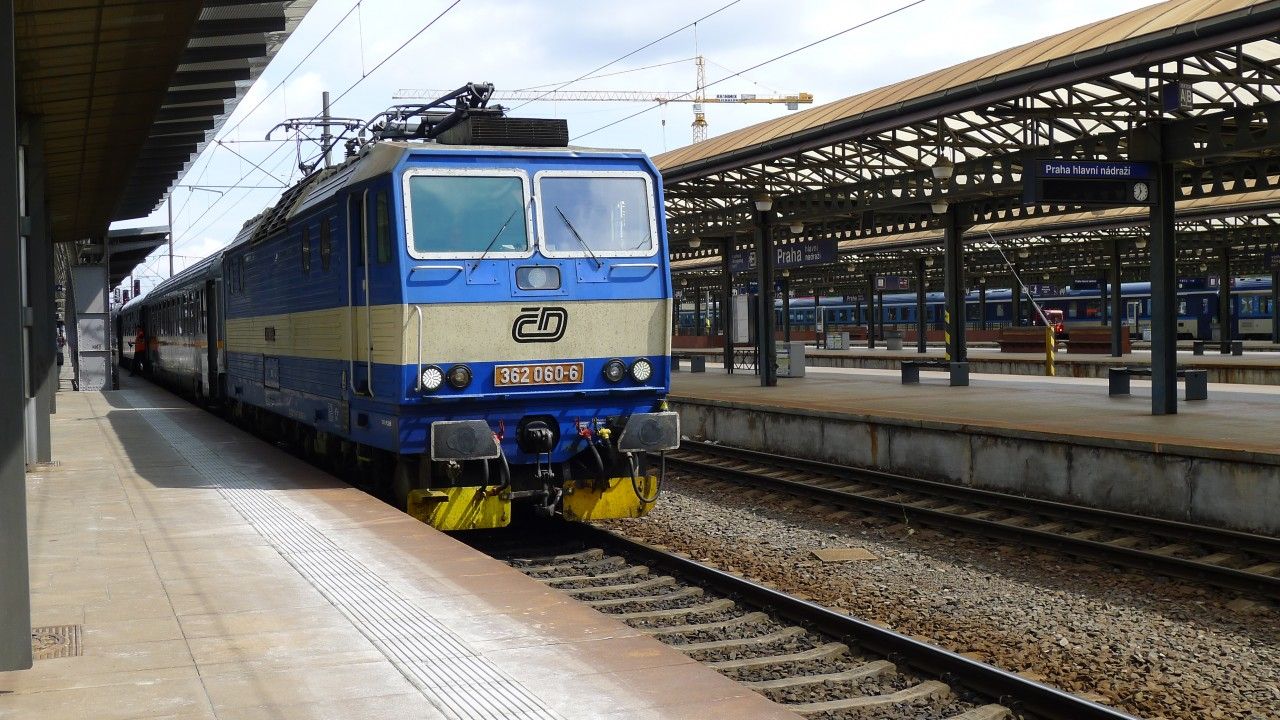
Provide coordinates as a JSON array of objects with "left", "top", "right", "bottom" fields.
[
  {"left": 165, "top": 0, "right": 465, "bottom": 257},
  {"left": 509, "top": 0, "right": 743, "bottom": 112},
  {"left": 572, "top": 0, "right": 929, "bottom": 141}
]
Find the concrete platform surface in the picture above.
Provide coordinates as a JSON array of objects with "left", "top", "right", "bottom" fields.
[
  {"left": 0, "top": 384, "right": 799, "bottom": 720},
  {"left": 670, "top": 366, "right": 1280, "bottom": 533},
  {"left": 674, "top": 365, "right": 1280, "bottom": 462}
]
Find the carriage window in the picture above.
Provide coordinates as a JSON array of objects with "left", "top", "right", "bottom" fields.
[
  {"left": 406, "top": 174, "right": 529, "bottom": 256},
  {"left": 301, "top": 227, "right": 312, "bottom": 275},
  {"left": 320, "top": 218, "right": 332, "bottom": 272},
  {"left": 538, "top": 174, "right": 655, "bottom": 255},
  {"left": 376, "top": 192, "right": 391, "bottom": 263}
]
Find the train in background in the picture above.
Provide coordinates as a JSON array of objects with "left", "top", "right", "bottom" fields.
[
  {"left": 117, "top": 84, "right": 678, "bottom": 531},
  {"left": 676, "top": 277, "right": 1276, "bottom": 340}
]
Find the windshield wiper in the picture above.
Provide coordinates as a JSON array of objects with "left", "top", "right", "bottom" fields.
[
  {"left": 470, "top": 206, "right": 520, "bottom": 271},
  {"left": 555, "top": 205, "right": 601, "bottom": 269}
]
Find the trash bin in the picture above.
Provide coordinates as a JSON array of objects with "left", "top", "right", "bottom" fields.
[{"left": 885, "top": 331, "right": 903, "bottom": 351}]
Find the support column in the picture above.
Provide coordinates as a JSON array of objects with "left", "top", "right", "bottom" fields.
[
  {"left": 1110, "top": 239, "right": 1123, "bottom": 357},
  {"left": 865, "top": 274, "right": 876, "bottom": 349},
  {"left": 721, "top": 242, "right": 733, "bottom": 373},
  {"left": 1218, "top": 244, "right": 1231, "bottom": 354},
  {"left": 978, "top": 281, "right": 987, "bottom": 331},
  {"left": 1010, "top": 264, "right": 1022, "bottom": 328},
  {"left": 1150, "top": 142, "right": 1178, "bottom": 415},
  {"left": 693, "top": 283, "right": 702, "bottom": 337},
  {"left": 875, "top": 290, "right": 884, "bottom": 342},
  {"left": 781, "top": 277, "right": 791, "bottom": 342},
  {"left": 754, "top": 208, "right": 777, "bottom": 387},
  {"left": 0, "top": 0, "right": 33, "bottom": 671},
  {"left": 1099, "top": 271, "right": 1109, "bottom": 327},
  {"left": 1272, "top": 269, "right": 1279, "bottom": 345},
  {"left": 915, "top": 257, "right": 927, "bottom": 353},
  {"left": 943, "top": 206, "right": 967, "bottom": 366}
]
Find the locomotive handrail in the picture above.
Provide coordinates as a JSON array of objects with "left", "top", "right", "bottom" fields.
[
  {"left": 362, "top": 189, "right": 375, "bottom": 399},
  {"left": 412, "top": 305, "right": 424, "bottom": 391},
  {"left": 610, "top": 262, "right": 659, "bottom": 269},
  {"left": 410, "top": 264, "right": 465, "bottom": 273}
]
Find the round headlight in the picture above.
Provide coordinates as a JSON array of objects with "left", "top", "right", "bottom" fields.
[
  {"left": 630, "top": 358, "right": 653, "bottom": 383},
  {"left": 603, "top": 358, "right": 626, "bottom": 383},
  {"left": 446, "top": 364, "right": 472, "bottom": 389},
  {"left": 420, "top": 365, "right": 444, "bottom": 392}
]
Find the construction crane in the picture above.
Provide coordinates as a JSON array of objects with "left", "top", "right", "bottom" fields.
[{"left": 395, "top": 58, "right": 813, "bottom": 143}]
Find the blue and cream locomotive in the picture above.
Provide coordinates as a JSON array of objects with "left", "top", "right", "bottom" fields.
[{"left": 119, "top": 84, "right": 679, "bottom": 530}]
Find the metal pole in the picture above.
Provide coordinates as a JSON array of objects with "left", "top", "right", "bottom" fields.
[
  {"left": 1218, "top": 244, "right": 1231, "bottom": 354},
  {"left": 167, "top": 191, "right": 174, "bottom": 278},
  {"left": 1011, "top": 263, "right": 1022, "bottom": 327},
  {"left": 781, "top": 277, "right": 791, "bottom": 342},
  {"left": 943, "top": 206, "right": 967, "bottom": 363},
  {"left": 1150, "top": 149, "right": 1177, "bottom": 415},
  {"left": 754, "top": 207, "right": 776, "bottom": 387},
  {"left": 916, "top": 257, "right": 927, "bottom": 353},
  {"left": 865, "top": 275, "right": 875, "bottom": 349},
  {"left": 693, "top": 283, "right": 702, "bottom": 337},
  {"left": 1110, "top": 239, "right": 1123, "bottom": 357},
  {"left": 0, "top": 0, "right": 33, "bottom": 670},
  {"left": 721, "top": 241, "right": 733, "bottom": 373},
  {"left": 978, "top": 282, "right": 987, "bottom": 331},
  {"left": 321, "top": 91, "right": 333, "bottom": 168},
  {"left": 1272, "top": 269, "right": 1279, "bottom": 345},
  {"left": 1099, "top": 272, "right": 1109, "bottom": 327}
]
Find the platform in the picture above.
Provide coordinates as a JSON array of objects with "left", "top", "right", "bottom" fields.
[
  {"left": 0, "top": 383, "right": 799, "bottom": 720},
  {"left": 675, "top": 344, "right": 1280, "bottom": 385},
  {"left": 670, "top": 366, "right": 1280, "bottom": 535}
]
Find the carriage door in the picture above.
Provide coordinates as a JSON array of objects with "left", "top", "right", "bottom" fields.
[
  {"left": 348, "top": 191, "right": 373, "bottom": 396},
  {"left": 1126, "top": 301, "right": 1140, "bottom": 332}
]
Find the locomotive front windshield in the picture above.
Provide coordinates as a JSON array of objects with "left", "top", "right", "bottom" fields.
[
  {"left": 538, "top": 174, "right": 655, "bottom": 255},
  {"left": 407, "top": 174, "right": 529, "bottom": 255}
]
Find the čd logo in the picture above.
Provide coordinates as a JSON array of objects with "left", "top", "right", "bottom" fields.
[{"left": 512, "top": 306, "right": 568, "bottom": 343}]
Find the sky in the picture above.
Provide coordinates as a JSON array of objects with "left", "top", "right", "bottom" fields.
[{"left": 115, "top": 0, "right": 1159, "bottom": 295}]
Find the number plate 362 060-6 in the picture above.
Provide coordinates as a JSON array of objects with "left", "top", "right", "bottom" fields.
[{"left": 494, "top": 362, "right": 584, "bottom": 387}]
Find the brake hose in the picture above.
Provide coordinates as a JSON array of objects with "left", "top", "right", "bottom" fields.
[{"left": 628, "top": 452, "right": 661, "bottom": 505}]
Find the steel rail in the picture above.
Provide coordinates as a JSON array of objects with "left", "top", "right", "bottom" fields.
[
  {"left": 660, "top": 442, "right": 1280, "bottom": 598},
  {"left": 573, "top": 524, "right": 1137, "bottom": 720}
]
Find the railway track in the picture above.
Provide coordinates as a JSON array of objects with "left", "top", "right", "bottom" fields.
[
  {"left": 660, "top": 441, "right": 1280, "bottom": 598},
  {"left": 480, "top": 524, "right": 1133, "bottom": 720}
]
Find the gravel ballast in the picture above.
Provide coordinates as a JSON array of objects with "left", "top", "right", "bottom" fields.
[{"left": 604, "top": 474, "right": 1280, "bottom": 720}]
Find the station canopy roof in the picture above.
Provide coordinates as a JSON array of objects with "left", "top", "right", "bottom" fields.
[
  {"left": 16, "top": 0, "right": 313, "bottom": 269},
  {"left": 659, "top": 0, "right": 1280, "bottom": 290}
]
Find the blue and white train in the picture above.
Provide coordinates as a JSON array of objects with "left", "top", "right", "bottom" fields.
[
  {"left": 118, "top": 85, "right": 678, "bottom": 530},
  {"left": 678, "top": 277, "right": 1276, "bottom": 340}
]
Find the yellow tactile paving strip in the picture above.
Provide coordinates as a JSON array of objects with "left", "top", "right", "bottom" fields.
[{"left": 0, "top": 382, "right": 800, "bottom": 720}]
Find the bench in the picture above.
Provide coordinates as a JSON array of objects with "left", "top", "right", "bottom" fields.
[
  {"left": 901, "top": 359, "right": 969, "bottom": 387},
  {"left": 671, "top": 353, "right": 706, "bottom": 372},
  {"left": 998, "top": 326, "right": 1050, "bottom": 353},
  {"left": 1067, "top": 326, "right": 1130, "bottom": 355},
  {"left": 1192, "top": 340, "right": 1242, "bottom": 356},
  {"left": 1108, "top": 366, "right": 1207, "bottom": 401}
]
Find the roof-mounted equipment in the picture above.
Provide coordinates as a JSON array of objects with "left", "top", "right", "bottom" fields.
[{"left": 360, "top": 82, "right": 568, "bottom": 148}]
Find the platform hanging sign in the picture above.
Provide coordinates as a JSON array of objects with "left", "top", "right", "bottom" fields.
[
  {"left": 1024, "top": 159, "right": 1157, "bottom": 206},
  {"left": 1267, "top": 251, "right": 1280, "bottom": 272},
  {"left": 874, "top": 276, "right": 910, "bottom": 291},
  {"left": 729, "top": 237, "right": 838, "bottom": 274}
]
